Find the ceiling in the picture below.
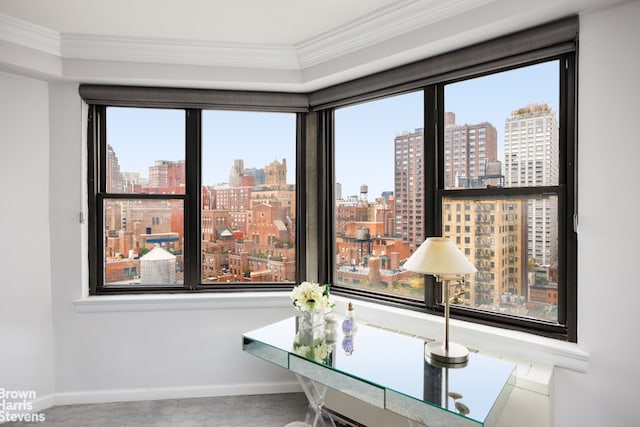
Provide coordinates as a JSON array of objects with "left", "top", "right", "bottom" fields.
[
  {"left": 0, "top": 0, "right": 402, "bottom": 44},
  {"left": 0, "top": 0, "right": 621, "bottom": 91}
]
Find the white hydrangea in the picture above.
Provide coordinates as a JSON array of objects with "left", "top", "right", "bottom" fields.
[{"left": 290, "top": 281, "right": 334, "bottom": 313}]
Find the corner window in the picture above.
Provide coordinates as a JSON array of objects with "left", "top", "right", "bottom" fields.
[{"left": 84, "top": 17, "right": 577, "bottom": 341}]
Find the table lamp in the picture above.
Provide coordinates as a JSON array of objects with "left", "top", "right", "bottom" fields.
[{"left": 404, "top": 237, "right": 477, "bottom": 365}]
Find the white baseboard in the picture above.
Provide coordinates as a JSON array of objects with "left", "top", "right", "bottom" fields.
[
  {"left": 30, "top": 394, "right": 55, "bottom": 413},
  {"left": 32, "top": 381, "right": 301, "bottom": 411}
]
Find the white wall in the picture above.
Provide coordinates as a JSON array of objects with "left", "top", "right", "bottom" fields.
[
  {"left": 554, "top": 2, "right": 640, "bottom": 426},
  {"left": 1, "top": 1, "right": 640, "bottom": 426},
  {"left": 0, "top": 71, "right": 55, "bottom": 402}
]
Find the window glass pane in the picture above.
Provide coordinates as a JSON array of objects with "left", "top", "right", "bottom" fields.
[
  {"left": 104, "top": 198, "right": 184, "bottom": 286},
  {"left": 335, "top": 92, "right": 425, "bottom": 300},
  {"left": 442, "top": 195, "right": 559, "bottom": 324},
  {"left": 444, "top": 61, "right": 559, "bottom": 189},
  {"left": 202, "top": 111, "right": 296, "bottom": 284},
  {"left": 106, "top": 107, "right": 186, "bottom": 194}
]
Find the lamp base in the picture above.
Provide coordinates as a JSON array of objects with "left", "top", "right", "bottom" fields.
[{"left": 425, "top": 341, "right": 469, "bottom": 365}]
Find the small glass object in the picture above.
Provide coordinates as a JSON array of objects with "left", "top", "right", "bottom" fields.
[
  {"left": 341, "top": 302, "right": 356, "bottom": 335},
  {"left": 342, "top": 335, "right": 354, "bottom": 355}
]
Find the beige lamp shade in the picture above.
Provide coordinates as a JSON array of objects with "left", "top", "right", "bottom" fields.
[{"left": 404, "top": 237, "right": 477, "bottom": 276}]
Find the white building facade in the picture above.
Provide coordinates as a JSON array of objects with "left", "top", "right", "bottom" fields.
[{"left": 504, "top": 104, "right": 559, "bottom": 266}]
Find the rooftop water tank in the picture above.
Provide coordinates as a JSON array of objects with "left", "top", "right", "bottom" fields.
[{"left": 140, "top": 245, "right": 176, "bottom": 285}]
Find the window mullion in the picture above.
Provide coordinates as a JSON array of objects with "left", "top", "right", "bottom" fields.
[
  {"left": 424, "top": 84, "right": 439, "bottom": 309},
  {"left": 185, "top": 109, "right": 201, "bottom": 290},
  {"left": 320, "top": 110, "right": 334, "bottom": 285},
  {"left": 295, "top": 112, "right": 307, "bottom": 284}
]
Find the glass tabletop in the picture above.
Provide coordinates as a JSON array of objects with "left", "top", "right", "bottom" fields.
[{"left": 243, "top": 316, "right": 515, "bottom": 426}]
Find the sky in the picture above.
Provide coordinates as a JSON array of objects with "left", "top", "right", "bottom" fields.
[{"left": 106, "top": 60, "right": 558, "bottom": 196}]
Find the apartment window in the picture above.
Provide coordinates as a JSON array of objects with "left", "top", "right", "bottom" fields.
[
  {"left": 318, "top": 17, "right": 577, "bottom": 340},
  {"left": 84, "top": 86, "right": 306, "bottom": 294},
  {"left": 443, "top": 60, "right": 566, "bottom": 327},
  {"left": 334, "top": 91, "right": 425, "bottom": 300}
]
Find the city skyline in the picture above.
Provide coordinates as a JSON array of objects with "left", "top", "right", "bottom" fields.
[
  {"left": 108, "top": 145, "right": 290, "bottom": 191},
  {"left": 336, "top": 60, "right": 559, "bottom": 199},
  {"left": 106, "top": 60, "right": 558, "bottom": 200},
  {"left": 106, "top": 108, "right": 297, "bottom": 186}
]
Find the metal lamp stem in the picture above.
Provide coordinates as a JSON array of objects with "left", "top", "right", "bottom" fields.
[
  {"left": 424, "top": 274, "right": 469, "bottom": 365},
  {"left": 443, "top": 277, "right": 450, "bottom": 352}
]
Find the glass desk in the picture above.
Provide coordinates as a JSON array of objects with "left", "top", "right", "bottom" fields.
[{"left": 242, "top": 317, "right": 515, "bottom": 427}]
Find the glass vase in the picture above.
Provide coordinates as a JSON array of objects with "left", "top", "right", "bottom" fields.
[{"left": 299, "top": 308, "right": 325, "bottom": 329}]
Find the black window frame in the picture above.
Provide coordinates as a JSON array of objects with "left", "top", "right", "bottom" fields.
[
  {"left": 84, "top": 87, "right": 309, "bottom": 295},
  {"left": 312, "top": 17, "right": 578, "bottom": 341},
  {"left": 432, "top": 54, "right": 576, "bottom": 341}
]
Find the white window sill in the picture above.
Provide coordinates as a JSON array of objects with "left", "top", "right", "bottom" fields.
[{"left": 72, "top": 291, "right": 292, "bottom": 313}]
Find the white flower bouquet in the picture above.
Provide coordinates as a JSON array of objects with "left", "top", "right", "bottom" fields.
[{"left": 290, "top": 281, "right": 335, "bottom": 313}]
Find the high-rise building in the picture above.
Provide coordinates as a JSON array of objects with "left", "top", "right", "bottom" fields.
[
  {"left": 394, "top": 118, "right": 498, "bottom": 251},
  {"left": 149, "top": 160, "right": 185, "bottom": 189},
  {"left": 106, "top": 144, "right": 123, "bottom": 193},
  {"left": 504, "top": 104, "right": 559, "bottom": 266},
  {"left": 121, "top": 171, "right": 148, "bottom": 192},
  {"left": 442, "top": 199, "right": 527, "bottom": 307},
  {"left": 394, "top": 129, "right": 424, "bottom": 251},
  {"left": 244, "top": 167, "right": 265, "bottom": 185},
  {"left": 444, "top": 112, "right": 498, "bottom": 189},
  {"left": 264, "top": 158, "right": 287, "bottom": 189},
  {"left": 229, "top": 159, "right": 245, "bottom": 187}
]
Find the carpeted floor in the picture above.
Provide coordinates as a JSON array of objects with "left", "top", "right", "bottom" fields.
[{"left": 3, "top": 393, "right": 314, "bottom": 427}]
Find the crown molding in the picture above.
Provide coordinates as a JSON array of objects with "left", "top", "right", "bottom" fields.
[
  {"left": 0, "top": 13, "right": 60, "bottom": 56},
  {"left": 61, "top": 34, "right": 300, "bottom": 70},
  {"left": 295, "top": 0, "right": 496, "bottom": 68},
  {"left": 1, "top": 0, "right": 496, "bottom": 74}
]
